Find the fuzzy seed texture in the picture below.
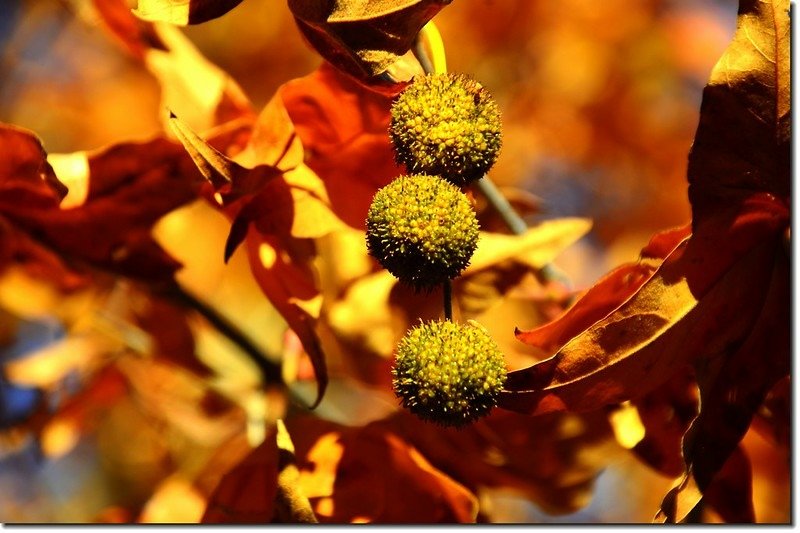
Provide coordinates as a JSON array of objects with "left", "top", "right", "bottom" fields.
[
  {"left": 366, "top": 174, "right": 479, "bottom": 290},
  {"left": 393, "top": 320, "right": 507, "bottom": 427},
  {"left": 390, "top": 73, "right": 502, "bottom": 186}
]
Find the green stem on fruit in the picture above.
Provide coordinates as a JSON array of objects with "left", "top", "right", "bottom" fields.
[
  {"left": 443, "top": 279, "right": 453, "bottom": 321},
  {"left": 476, "top": 177, "right": 573, "bottom": 290}
]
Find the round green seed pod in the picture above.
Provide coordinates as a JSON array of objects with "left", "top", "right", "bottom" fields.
[
  {"left": 366, "top": 174, "right": 479, "bottom": 290},
  {"left": 392, "top": 320, "right": 507, "bottom": 427},
  {"left": 389, "top": 73, "right": 502, "bottom": 186}
]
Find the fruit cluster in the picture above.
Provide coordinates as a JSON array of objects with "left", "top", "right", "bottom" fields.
[{"left": 365, "top": 73, "right": 507, "bottom": 427}]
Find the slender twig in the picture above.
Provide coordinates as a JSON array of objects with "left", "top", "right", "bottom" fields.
[
  {"left": 475, "top": 177, "right": 528, "bottom": 235},
  {"left": 165, "top": 283, "right": 285, "bottom": 387},
  {"left": 443, "top": 280, "right": 453, "bottom": 321},
  {"left": 411, "top": 36, "right": 573, "bottom": 291}
]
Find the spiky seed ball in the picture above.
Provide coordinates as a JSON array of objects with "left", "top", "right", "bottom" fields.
[
  {"left": 393, "top": 320, "right": 507, "bottom": 427},
  {"left": 389, "top": 73, "right": 502, "bottom": 186},
  {"left": 366, "top": 174, "right": 479, "bottom": 290}
]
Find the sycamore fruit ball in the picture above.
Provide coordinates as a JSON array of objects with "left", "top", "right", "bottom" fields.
[
  {"left": 366, "top": 174, "right": 479, "bottom": 290},
  {"left": 392, "top": 320, "right": 507, "bottom": 427},
  {"left": 389, "top": 73, "right": 502, "bottom": 186}
]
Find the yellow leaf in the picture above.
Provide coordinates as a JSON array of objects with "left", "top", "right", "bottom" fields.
[{"left": 466, "top": 218, "right": 592, "bottom": 273}]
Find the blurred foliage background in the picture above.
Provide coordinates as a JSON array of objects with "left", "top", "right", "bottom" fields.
[{"left": 0, "top": 0, "right": 789, "bottom": 523}]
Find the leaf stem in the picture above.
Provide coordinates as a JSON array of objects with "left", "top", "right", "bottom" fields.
[{"left": 443, "top": 279, "right": 453, "bottom": 321}]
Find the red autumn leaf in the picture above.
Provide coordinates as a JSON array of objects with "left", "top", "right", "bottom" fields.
[
  {"left": 280, "top": 62, "right": 405, "bottom": 229},
  {"left": 286, "top": 416, "right": 477, "bottom": 523},
  {"left": 288, "top": 0, "right": 451, "bottom": 81}
]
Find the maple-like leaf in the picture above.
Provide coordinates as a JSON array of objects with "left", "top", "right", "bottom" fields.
[
  {"left": 501, "top": 0, "right": 789, "bottom": 523},
  {"left": 288, "top": 0, "right": 451, "bottom": 81},
  {"left": 170, "top": 62, "right": 411, "bottom": 407},
  {"left": 168, "top": 97, "right": 343, "bottom": 408},
  {"left": 133, "top": 0, "right": 245, "bottom": 25}
]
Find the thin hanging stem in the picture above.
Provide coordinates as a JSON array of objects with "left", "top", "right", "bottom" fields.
[
  {"left": 475, "top": 177, "right": 528, "bottom": 235},
  {"left": 443, "top": 280, "right": 453, "bottom": 321},
  {"left": 411, "top": 33, "right": 574, "bottom": 291}
]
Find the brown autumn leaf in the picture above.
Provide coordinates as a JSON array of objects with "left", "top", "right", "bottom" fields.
[
  {"left": 201, "top": 426, "right": 279, "bottom": 523},
  {"left": 133, "top": 0, "right": 245, "bottom": 25},
  {"left": 629, "top": 364, "right": 698, "bottom": 478},
  {"left": 287, "top": 415, "right": 478, "bottom": 523},
  {"left": 288, "top": 0, "right": 450, "bottom": 81},
  {"left": 502, "top": 0, "right": 789, "bottom": 523},
  {"left": 702, "top": 446, "right": 755, "bottom": 523},
  {"left": 514, "top": 225, "right": 689, "bottom": 357},
  {"left": 0, "top": 124, "right": 200, "bottom": 287},
  {"left": 129, "top": 294, "right": 209, "bottom": 377}
]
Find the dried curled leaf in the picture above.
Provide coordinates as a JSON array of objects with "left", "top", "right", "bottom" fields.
[{"left": 288, "top": 0, "right": 451, "bottom": 80}]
